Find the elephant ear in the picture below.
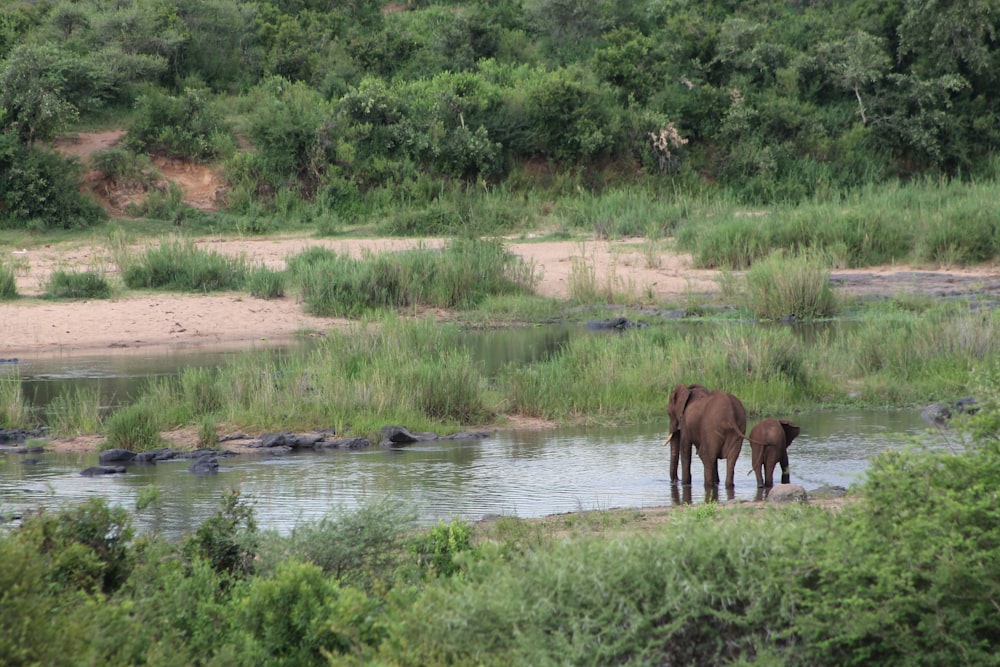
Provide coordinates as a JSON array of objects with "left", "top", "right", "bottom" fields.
[
  {"left": 668, "top": 384, "right": 690, "bottom": 433},
  {"left": 781, "top": 420, "right": 801, "bottom": 445}
]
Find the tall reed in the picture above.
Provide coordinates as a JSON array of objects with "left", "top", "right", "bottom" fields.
[
  {"left": 44, "top": 386, "right": 103, "bottom": 437},
  {"left": 0, "top": 260, "right": 16, "bottom": 300},
  {"left": 723, "top": 249, "right": 838, "bottom": 320},
  {"left": 0, "top": 372, "right": 30, "bottom": 429},
  {"left": 289, "top": 238, "right": 538, "bottom": 317},
  {"left": 122, "top": 238, "right": 249, "bottom": 291},
  {"left": 44, "top": 270, "right": 112, "bottom": 299}
]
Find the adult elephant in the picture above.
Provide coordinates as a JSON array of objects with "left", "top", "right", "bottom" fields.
[
  {"left": 667, "top": 383, "right": 748, "bottom": 489},
  {"left": 748, "top": 418, "right": 800, "bottom": 488}
]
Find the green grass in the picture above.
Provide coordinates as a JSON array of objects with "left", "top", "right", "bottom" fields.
[
  {"left": 44, "top": 269, "right": 112, "bottom": 299},
  {"left": 675, "top": 177, "right": 1000, "bottom": 269},
  {"left": 288, "top": 238, "right": 539, "bottom": 317},
  {"left": 722, "top": 248, "right": 838, "bottom": 320},
  {"left": 0, "top": 260, "right": 16, "bottom": 300},
  {"left": 0, "top": 372, "right": 31, "bottom": 429},
  {"left": 102, "top": 401, "right": 165, "bottom": 452},
  {"left": 121, "top": 237, "right": 250, "bottom": 292},
  {"left": 44, "top": 386, "right": 104, "bottom": 437}
]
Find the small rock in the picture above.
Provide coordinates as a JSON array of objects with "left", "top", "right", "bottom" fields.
[
  {"left": 99, "top": 448, "right": 137, "bottom": 464},
  {"left": 81, "top": 466, "right": 126, "bottom": 476},
  {"left": 766, "top": 484, "right": 808, "bottom": 503}
]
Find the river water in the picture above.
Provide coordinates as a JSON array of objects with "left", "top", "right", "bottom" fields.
[{"left": 0, "top": 328, "right": 940, "bottom": 538}]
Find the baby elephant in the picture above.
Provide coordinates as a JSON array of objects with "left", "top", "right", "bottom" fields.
[{"left": 749, "top": 418, "right": 800, "bottom": 488}]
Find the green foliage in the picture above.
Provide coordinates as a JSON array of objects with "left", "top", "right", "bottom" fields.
[
  {"left": 0, "top": 371, "right": 31, "bottom": 429},
  {"left": 727, "top": 249, "right": 838, "bottom": 320},
  {"left": 0, "top": 133, "right": 106, "bottom": 230},
  {"left": 183, "top": 488, "right": 259, "bottom": 581},
  {"left": 18, "top": 497, "right": 134, "bottom": 595},
  {"left": 102, "top": 401, "right": 164, "bottom": 452},
  {"left": 258, "top": 499, "right": 415, "bottom": 590},
  {"left": 44, "top": 386, "right": 103, "bottom": 437},
  {"left": 122, "top": 238, "right": 249, "bottom": 292},
  {"left": 44, "top": 269, "right": 111, "bottom": 299},
  {"left": 245, "top": 265, "right": 285, "bottom": 299},
  {"left": 91, "top": 146, "right": 159, "bottom": 189},
  {"left": 179, "top": 365, "right": 223, "bottom": 417},
  {"left": 0, "top": 259, "right": 16, "bottom": 299},
  {"left": 289, "top": 238, "right": 537, "bottom": 317},
  {"left": 125, "top": 86, "right": 232, "bottom": 161},
  {"left": 234, "top": 560, "right": 384, "bottom": 666},
  {"left": 0, "top": 43, "right": 80, "bottom": 146},
  {"left": 408, "top": 519, "right": 478, "bottom": 578}
]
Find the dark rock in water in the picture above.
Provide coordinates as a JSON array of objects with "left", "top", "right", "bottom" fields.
[
  {"left": 0, "top": 428, "right": 45, "bottom": 444},
  {"left": 259, "top": 433, "right": 293, "bottom": 448},
  {"left": 381, "top": 425, "right": 419, "bottom": 444},
  {"left": 99, "top": 448, "right": 137, "bottom": 464},
  {"left": 442, "top": 431, "right": 491, "bottom": 441},
  {"left": 921, "top": 397, "right": 979, "bottom": 426},
  {"left": 188, "top": 454, "right": 219, "bottom": 474},
  {"left": 585, "top": 317, "right": 647, "bottom": 331},
  {"left": 379, "top": 425, "right": 437, "bottom": 445},
  {"left": 289, "top": 433, "right": 324, "bottom": 448},
  {"left": 766, "top": 484, "right": 808, "bottom": 503},
  {"left": 21, "top": 458, "right": 40, "bottom": 465},
  {"left": 316, "top": 437, "right": 372, "bottom": 450},
  {"left": 81, "top": 466, "right": 126, "bottom": 476},
  {"left": 134, "top": 448, "right": 181, "bottom": 463}
]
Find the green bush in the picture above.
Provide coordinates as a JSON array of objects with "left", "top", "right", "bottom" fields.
[
  {"left": 44, "top": 269, "right": 111, "bottom": 299},
  {"left": 290, "top": 238, "right": 537, "bottom": 317},
  {"left": 0, "top": 260, "right": 16, "bottom": 299},
  {"left": 234, "top": 560, "right": 385, "bottom": 665},
  {"left": 125, "top": 86, "right": 232, "bottom": 161},
  {"left": 122, "top": 238, "right": 248, "bottom": 292},
  {"left": 90, "top": 147, "right": 159, "bottom": 189},
  {"left": 0, "top": 133, "right": 106, "bottom": 230},
  {"left": 44, "top": 386, "right": 103, "bottom": 437},
  {"left": 728, "top": 249, "right": 838, "bottom": 320},
  {"left": 102, "top": 402, "right": 164, "bottom": 452},
  {"left": 245, "top": 265, "right": 285, "bottom": 299},
  {"left": 0, "top": 372, "right": 31, "bottom": 429},
  {"left": 256, "top": 499, "right": 415, "bottom": 590},
  {"left": 408, "top": 519, "right": 478, "bottom": 578},
  {"left": 183, "top": 489, "right": 259, "bottom": 581},
  {"left": 17, "top": 498, "right": 134, "bottom": 595}
]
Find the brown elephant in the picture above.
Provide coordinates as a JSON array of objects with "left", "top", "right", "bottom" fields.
[
  {"left": 667, "top": 383, "right": 748, "bottom": 489},
  {"left": 748, "top": 418, "right": 800, "bottom": 488}
]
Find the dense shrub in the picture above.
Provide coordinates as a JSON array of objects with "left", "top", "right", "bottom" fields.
[
  {"left": 44, "top": 269, "right": 111, "bottom": 299},
  {"left": 122, "top": 238, "right": 248, "bottom": 292},
  {"left": 0, "top": 133, "right": 106, "bottom": 230},
  {"left": 125, "top": 86, "right": 232, "bottom": 161},
  {"left": 102, "top": 401, "right": 164, "bottom": 452}
]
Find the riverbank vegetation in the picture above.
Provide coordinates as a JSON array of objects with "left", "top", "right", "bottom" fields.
[
  {"left": 2, "top": 363, "right": 998, "bottom": 666},
  {"left": 2, "top": 0, "right": 1000, "bottom": 265},
  {"left": 3, "top": 298, "right": 996, "bottom": 444}
]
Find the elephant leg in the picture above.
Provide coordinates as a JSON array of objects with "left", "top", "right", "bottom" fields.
[
  {"left": 725, "top": 453, "right": 738, "bottom": 489},
  {"left": 680, "top": 437, "right": 695, "bottom": 485},
  {"left": 702, "top": 451, "right": 719, "bottom": 487},
  {"left": 751, "top": 445, "right": 765, "bottom": 488},
  {"left": 668, "top": 432, "right": 680, "bottom": 483},
  {"left": 779, "top": 448, "right": 790, "bottom": 485}
]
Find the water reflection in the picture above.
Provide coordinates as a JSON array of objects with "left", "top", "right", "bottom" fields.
[{"left": 0, "top": 409, "right": 937, "bottom": 538}]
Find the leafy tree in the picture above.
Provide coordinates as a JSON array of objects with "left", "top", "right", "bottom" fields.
[
  {"left": 897, "top": 0, "right": 996, "bottom": 76},
  {"left": 0, "top": 44, "right": 80, "bottom": 147},
  {"left": 0, "top": 132, "right": 106, "bottom": 230},
  {"left": 592, "top": 27, "right": 664, "bottom": 105},
  {"left": 125, "top": 85, "right": 232, "bottom": 160},
  {"left": 817, "top": 31, "right": 891, "bottom": 126}
]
